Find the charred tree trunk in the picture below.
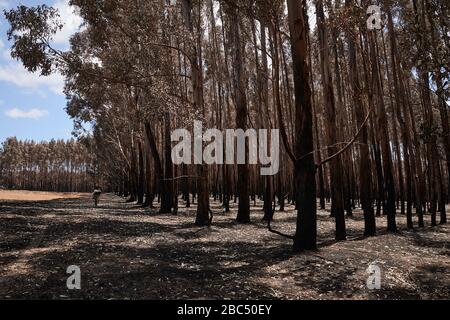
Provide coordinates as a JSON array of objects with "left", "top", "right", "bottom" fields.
[
  {"left": 315, "top": 0, "right": 346, "bottom": 240},
  {"left": 288, "top": 0, "right": 317, "bottom": 252},
  {"left": 181, "top": 0, "right": 210, "bottom": 226},
  {"left": 229, "top": 5, "right": 250, "bottom": 224},
  {"left": 345, "top": 0, "right": 375, "bottom": 236}
]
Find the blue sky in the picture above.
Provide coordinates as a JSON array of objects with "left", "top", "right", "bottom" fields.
[{"left": 0, "top": 0, "right": 82, "bottom": 142}]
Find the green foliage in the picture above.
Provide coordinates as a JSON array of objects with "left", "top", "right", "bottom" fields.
[{"left": 4, "top": 5, "right": 63, "bottom": 75}]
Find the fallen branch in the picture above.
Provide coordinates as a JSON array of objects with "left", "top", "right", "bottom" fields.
[
  {"left": 268, "top": 219, "right": 294, "bottom": 240},
  {"left": 162, "top": 175, "right": 205, "bottom": 181}
]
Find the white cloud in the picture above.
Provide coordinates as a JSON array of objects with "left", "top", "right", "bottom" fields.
[
  {"left": 5, "top": 108, "right": 49, "bottom": 120},
  {"left": 0, "top": 1, "right": 9, "bottom": 27},
  {"left": 0, "top": 1, "right": 80, "bottom": 96},
  {"left": 52, "top": 0, "right": 83, "bottom": 46},
  {"left": 2, "top": 48, "right": 11, "bottom": 60},
  {"left": 0, "top": 0, "right": 81, "bottom": 45},
  {"left": 0, "top": 62, "right": 65, "bottom": 95},
  {"left": 0, "top": 0, "right": 8, "bottom": 9}
]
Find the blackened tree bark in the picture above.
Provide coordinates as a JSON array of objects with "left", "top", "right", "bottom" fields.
[
  {"left": 181, "top": 0, "right": 210, "bottom": 226},
  {"left": 387, "top": 8, "right": 413, "bottom": 229},
  {"left": 367, "top": 29, "right": 397, "bottom": 232},
  {"left": 229, "top": 4, "right": 250, "bottom": 223},
  {"left": 162, "top": 112, "right": 174, "bottom": 213},
  {"left": 287, "top": 0, "right": 317, "bottom": 251},
  {"left": 315, "top": 0, "right": 346, "bottom": 240},
  {"left": 260, "top": 21, "right": 274, "bottom": 222},
  {"left": 137, "top": 139, "right": 145, "bottom": 204},
  {"left": 345, "top": 0, "right": 375, "bottom": 236}
]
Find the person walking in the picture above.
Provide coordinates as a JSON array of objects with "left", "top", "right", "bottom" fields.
[{"left": 93, "top": 186, "right": 102, "bottom": 208}]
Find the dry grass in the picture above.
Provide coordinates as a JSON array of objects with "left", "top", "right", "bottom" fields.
[{"left": 0, "top": 190, "right": 88, "bottom": 201}]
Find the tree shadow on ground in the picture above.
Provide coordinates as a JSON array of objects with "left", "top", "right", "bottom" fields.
[
  {"left": 1, "top": 239, "right": 294, "bottom": 299},
  {"left": 406, "top": 228, "right": 448, "bottom": 249},
  {"left": 407, "top": 263, "right": 450, "bottom": 299},
  {"left": 1, "top": 195, "right": 448, "bottom": 300}
]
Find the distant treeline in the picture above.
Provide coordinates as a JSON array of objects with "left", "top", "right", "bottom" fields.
[{"left": 0, "top": 137, "right": 97, "bottom": 192}]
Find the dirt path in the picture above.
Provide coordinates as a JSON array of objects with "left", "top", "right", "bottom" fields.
[{"left": 0, "top": 194, "right": 448, "bottom": 299}]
